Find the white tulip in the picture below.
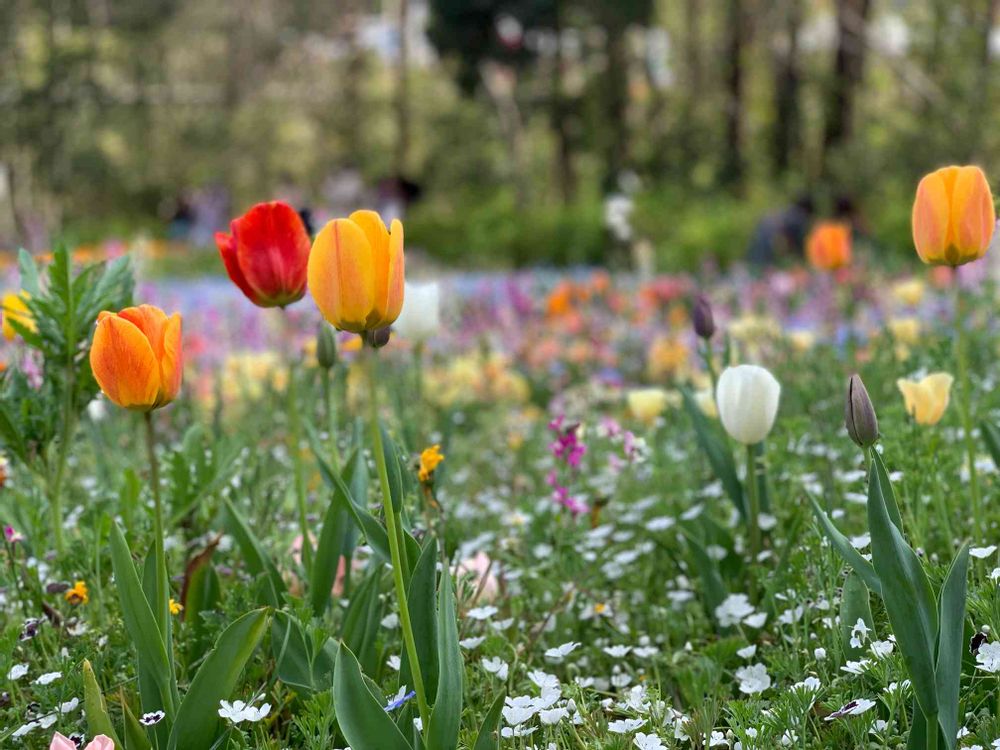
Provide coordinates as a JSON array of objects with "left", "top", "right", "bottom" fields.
[
  {"left": 716, "top": 365, "right": 781, "bottom": 445},
  {"left": 393, "top": 282, "right": 441, "bottom": 341}
]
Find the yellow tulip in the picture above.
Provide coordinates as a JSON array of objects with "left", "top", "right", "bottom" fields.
[
  {"left": 890, "top": 278, "right": 926, "bottom": 307},
  {"left": 308, "top": 211, "right": 405, "bottom": 333},
  {"left": 897, "top": 372, "right": 954, "bottom": 425},
  {"left": 626, "top": 388, "right": 670, "bottom": 423},
  {"left": 887, "top": 317, "right": 920, "bottom": 345},
  {"left": 2, "top": 292, "right": 35, "bottom": 341},
  {"left": 912, "top": 165, "right": 995, "bottom": 266}
]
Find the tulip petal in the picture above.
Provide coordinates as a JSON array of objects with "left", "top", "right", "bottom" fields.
[
  {"left": 912, "top": 171, "right": 951, "bottom": 264},
  {"left": 233, "top": 202, "right": 311, "bottom": 307},
  {"left": 383, "top": 219, "right": 406, "bottom": 326},
  {"left": 91, "top": 313, "right": 161, "bottom": 410},
  {"left": 308, "top": 219, "right": 375, "bottom": 332},
  {"left": 950, "top": 166, "right": 995, "bottom": 261},
  {"left": 49, "top": 733, "right": 78, "bottom": 750},
  {"left": 159, "top": 313, "right": 183, "bottom": 405},
  {"left": 349, "top": 210, "right": 392, "bottom": 327},
  {"left": 215, "top": 231, "right": 259, "bottom": 304}
]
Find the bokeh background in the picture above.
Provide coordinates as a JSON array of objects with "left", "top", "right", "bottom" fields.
[{"left": 1, "top": 0, "right": 998, "bottom": 271}]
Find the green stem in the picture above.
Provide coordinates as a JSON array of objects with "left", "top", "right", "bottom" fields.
[
  {"left": 366, "top": 348, "right": 430, "bottom": 735},
  {"left": 954, "top": 286, "right": 983, "bottom": 539},
  {"left": 320, "top": 368, "right": 341, "bottom": 472},
  {"left": 287, "top": 362, "right": 312, "bottom": 570},
  {"left": 49, "top": 374, "right": 76, "bottom": 555},
  {"left": 746, "top": 444, "right": 762, "bottom": 561},
  {"left": 143, "top": 412, "right": 171, "bottom": 656}
]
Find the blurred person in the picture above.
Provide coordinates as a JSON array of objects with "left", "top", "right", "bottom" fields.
[{"left": 747, "top": 193, "right": 814, "bottom": 267}]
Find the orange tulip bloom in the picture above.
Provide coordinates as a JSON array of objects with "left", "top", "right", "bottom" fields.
[
  {"left": 308, "top": 211, "right": 404, "bottom": 333},
  {"left": 806, "top": 221, "right": 852, "bottom": 271},
  {"left": 912, "top": 165, "right": 995, "bottom": 266},
  {"left": 90, "top": 305, "right": 182, "bottom": 411}
]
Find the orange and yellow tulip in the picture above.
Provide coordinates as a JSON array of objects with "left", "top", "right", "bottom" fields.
[
  {"left": 806, "top": 221, "right": 852, "bottom": 271},
  {"left": 307, "top": 211, "right": 404, "bottom": 333},
  {"left": 90, "top": 305, "right": 183, "bottom": 411},
  {"left": 2, "top": 292, "right": 35, "bottom": 341},
  {"left": 912, "top": 165, "right": 995, "bottom": 266}
]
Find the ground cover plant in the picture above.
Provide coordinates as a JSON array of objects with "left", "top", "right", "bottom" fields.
[{"left": 0, "top": 167, "right": 1000, "bottom": 749}]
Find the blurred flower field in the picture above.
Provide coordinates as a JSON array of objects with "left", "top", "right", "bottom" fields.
[{"left": 1, "top": 172, "right": 1000, "bottom": 749}]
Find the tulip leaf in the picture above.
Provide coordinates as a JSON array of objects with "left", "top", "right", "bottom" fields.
[
  {"left": 680, "top": 527, "right": 728, "bottom": 620},
  {"left": 981, "top": 420, "right": 1000, "bottom": 471},
  {"left": 224, "top": 497, "right": 287, "bottom": 607},
  {"left": 808, "top": 495, "right": 881, "bottom": 595},
  {"left": 109, "top": 522, "right": 176, "bottom": 717},
  {"left": 935, "top": 543, "right": 969, "bottom": 750},
  {"left": 867, "top": 459, "right": 938, "bottom": 718},
  {"left": 341, "top": 565, "right": 385, "bottom": 677},
  {"left": 333, "top": 643, "right": 413, "bottom": 750},
  {"left": 121, "top": 698, "right": 154, "bottom": 750},
  {"left": 380, "top": 422, "right": 405, "bottom": 514},
  {"left": 167, "top": 608, "right": 269, "bottom": 750},
  {"left": 310, "top": 452, "right": 359, "bottom": 617},
  {"left": 473, "top": 691, "right": 506, "bottom": 750},
  {"left": 681, "top": 388, "right": 745, "bottom": 519},
  {"left": 871, "top": 450, "right": 903, "bottom": 531},
  {"left": 840, "top": 572, "right": 875, "bottom": 660},
  {"left": 426, "top": 569, "right": 463, "bottom": 750},
  {"left": 402, "top": 538, "right": 440, "bottom": 700},
  {"left": 82, "top": 659, "right": 123, "bottom": 749}
]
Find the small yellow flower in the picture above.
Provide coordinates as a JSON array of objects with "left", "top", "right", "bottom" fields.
[
  {"left": 2, "top": 292, "right": 35, "bottom": 341},
  {"left": 897, "top": 372, "right": 954, "bottom": 425},
  {"left": 891, "top": 278, "right": 926, "bottom": 307},
  {"left": 626, "top": 388, "right": 670, "bottom": 424},
  {"left": 65, "top": 580, "right": 89, "bottom": 606},
  {"left": 169, "top": 598, "right": 183, "bottom": 616},
  {"left": 418, "top": 444, "right": 445, "bottom": 483},
  {"left": 593, "top": 602, "right": 607, "bottom": 615}
]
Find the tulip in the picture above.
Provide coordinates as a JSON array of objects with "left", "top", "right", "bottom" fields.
[
  {"left": 912, "top": 165, "right": 995, "bottom": 266},
  {"left": 308, "top": 210, "right": 404, "bottom": 334},
  {"left": 627, "top": 388, "right": 670, "bottom": 424},
  {"left": 716, "top": 365, "right": 781, "bottom": 445},
  {"left": 806, "top": 221, "right": 852, "bottom": 271},
  {"left": 692, "top": 294, "right": 716, "bottom": 339},
  {"left": 90, "top": 305, "right": 182, "bottom": 411},
  {"left": 897, "top": 372, "right": 953, "bottom": 426},
  {"left": 2, "top": 292, "right": 35, "bottom": 341},
  {"left": 51, "top": 733, "right": 115, "bottom": 750},
  {"left": 845, "top": 374, "right": 878, "bottom": 448},
  {"left": 215, "top": 201, "right": 311, "bottom": 308},
  {"left": 394, "top": 281, "right": 441, "bottom": 342}
]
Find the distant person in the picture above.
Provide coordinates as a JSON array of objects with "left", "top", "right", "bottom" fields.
[
  {"left": 166, "top": 196, "right": 193, "bottom": 241},
  {"left": 297, "top": 206, "right": 314, "bottom": 236},
  {"left": 376, "top": 175, "right": 421, "bottom": 223},
  {"left": 747, "top": 194, "right": 815, "bottom": 267}
]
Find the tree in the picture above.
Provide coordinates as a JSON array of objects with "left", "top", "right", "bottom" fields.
[{"left": 821, "top": 0, "right": 872, "bottom": 174}]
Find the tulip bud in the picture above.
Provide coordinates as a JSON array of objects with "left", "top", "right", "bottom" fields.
[
  {"left": 716, "top": 364, "right": 781, "bottom": 445},
  {"left": 845, "top": 374, "right": 878, "bottom": 447},
  {"left": 692, "top": 294, "right": 716, "bottom": 340},
  {"left": 316, "top": 323, "right": 338, "bottom": 370}
]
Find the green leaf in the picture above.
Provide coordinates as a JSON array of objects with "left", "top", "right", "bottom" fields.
[
  {"left": 109, "top": 523, "right": 175, "bottom": 716},
  {"left": 981, "top": 420, "right": 1000, "bottom": 470},
  {"left": 935, "top": 543, "right": 969, "bottom": 750},
  {"left": 272, "top": 611, "right": 336, "bottom": 694},
  {"left": 840, "top": 572, "right": 875, "bottom": 660},
  {"left": 682, "top": 388, "right": 745, "bottom": 518},
  {"left": 121, "top": 698, "right": 154, "bottom": 750},
  {"left": 680, "top": 528, "right": 728, "bottom": 619},
  {"left": 167, "top": 608, "right": 269, "bottom": 750},
  {"left": 809, "top": 495, "right": 881, "bottom": 595},
  {"left": 403, "top": 538, "right": 440, "bottom": 699},
  {"left": 868, "top": 459, "right": 938, "bottom": 718},
  {"left": 426, "top": 570, "right": 463, "bottom": 750},
  {"left": 310, "top": 455, "right": 358, "bottom": 616},
  {"left": 224, "top": 497, "right": 287, "bottom": 607},
  {"left": 333, "top": 643, "right": 413, "bottom": 750},
  {"left": 341, "top": 566, "right": 385, "bottom": 677},
  {"left": 381, "top": 423, "right": 405, "bottom": 513},
  {"left": 82, "top": 659, "right": 123, "bottom": 748},
  {"left": 0, "top": 403, "right": 28, "bottom": 465},
  {"left": 17, "top": 249, "right": 41, "bottom": 296},
  {"left": 871, "top": 450, "right": 903, "bottom": 531},
  {"left": 472, "top": 691, "right": 505, "bottom": 750}
]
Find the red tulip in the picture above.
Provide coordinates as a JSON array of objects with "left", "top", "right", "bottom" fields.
[{"left": 215, "top": 201, "right": 311, "bottom": 308}]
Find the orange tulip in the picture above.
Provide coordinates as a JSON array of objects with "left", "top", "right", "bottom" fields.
[
  {"left": 308, "top": 211, "right": 404, "bottom": 333},
  {"left": 90, "top": 305, "right": 182, "bottom": 411},
  {"left": 806, "top": 221, "right": 852, "bottom": 271},
  {"left": 912, "top": 165, "right": 995, "bottom": 266}
]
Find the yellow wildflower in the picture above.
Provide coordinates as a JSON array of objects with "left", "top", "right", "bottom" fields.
[
  {"left": 169, "top": 598, "right": 183, "bottom": 616},
  {"left": 65, "top": 580, "right": 89, "bottom": 605},
  {"left": 418, "top": 445, "right": 445, "bottom": 483}
]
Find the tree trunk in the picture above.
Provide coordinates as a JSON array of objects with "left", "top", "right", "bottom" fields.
[
  {"left": 602, "top": 21, "right": 629, "bottom": 191},
  {"left": 721, "top": 0, "right": 746, "bottom": 190},
  {"left": 395, "top": 0, "right": 411, "bottom": 174},
  {"left": 821, "top": 0, "right": 872, "bottom": 169},
  {"left": 770, "top": 0, "right": 802, "bottom": 175},
  {"left": 549, "top": 0, "right": 576, "bottom": 203}
]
